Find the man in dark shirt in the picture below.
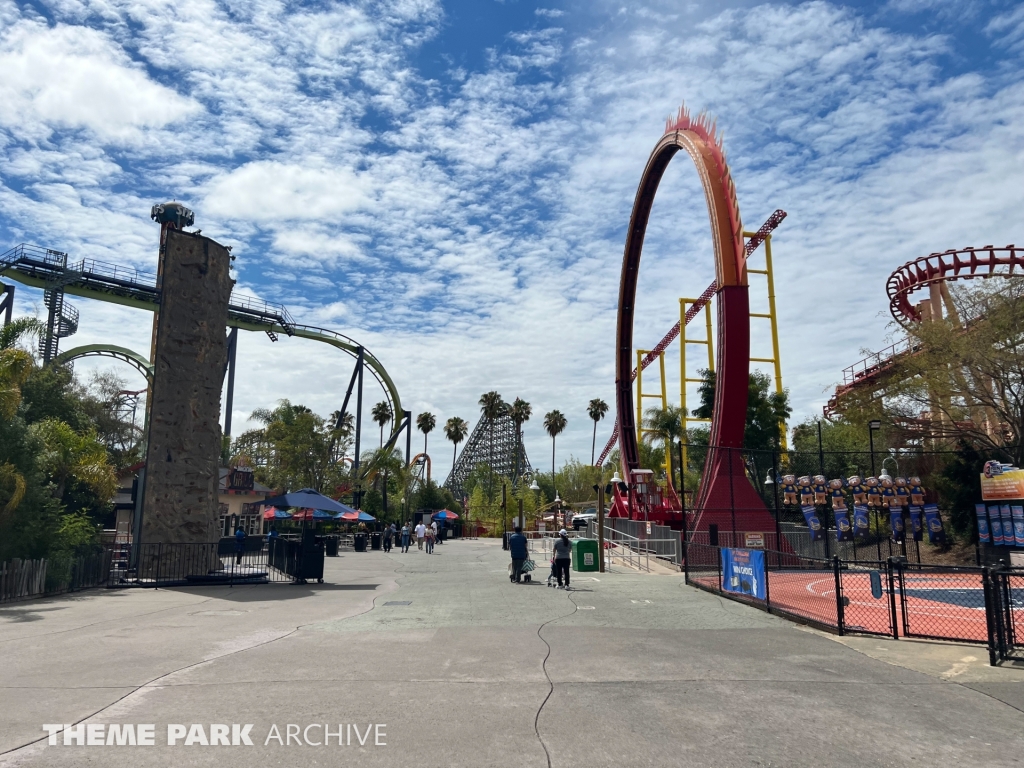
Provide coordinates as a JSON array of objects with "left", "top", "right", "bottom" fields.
[{"left": 509, "top": 526, "right": 529, "bottom": 583}]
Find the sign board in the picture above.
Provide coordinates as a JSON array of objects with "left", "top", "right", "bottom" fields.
[
  {"left": 744, "top": 533, "right": 765, "bottom": 549},
  {"left": 980, "top": 468, "right": 1024, "bottom": 500},
  {"left": 646, "top": 522, "right": 652, "bottom": 535},
  {"left": 584, "top": 552, "right": 594, "bottom": 566},
  {"left": 538, "top": 522, "right": 546, "bottom": 532},
  {"left": 721, "top": 548, "right": 766, "bottom": 600}
]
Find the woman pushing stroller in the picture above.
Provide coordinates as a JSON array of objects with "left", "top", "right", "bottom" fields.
[{"left": 549, "top": 529, "right": 572, "bottom": 590}]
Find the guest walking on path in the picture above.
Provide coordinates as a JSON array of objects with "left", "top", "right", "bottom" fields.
[
  {"left": 415, "top": 521, "right": 426, "bottom": 550},
  {"left": 509, "top": 526, "right": 528, "bottom": 583},
  {"left": 425, "top": 524, "right": 435, "bottom": 554},
  {"left": 553, "top": 529, "right": 572, "bottom": 589},
  {"left": 383, "top": 524, "right": 393, "bottom": 553},
  {"left": 401, "top": 522, "right": 412, "bottom": 553}
]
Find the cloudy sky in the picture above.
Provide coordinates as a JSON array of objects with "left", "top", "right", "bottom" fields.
[{"left": 2, "top": 0, "right": 1023, "bottom": 481}]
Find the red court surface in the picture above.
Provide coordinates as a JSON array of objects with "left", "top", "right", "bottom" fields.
[{"left": 691, "top": 568, "right": 993, "bottom": 643}]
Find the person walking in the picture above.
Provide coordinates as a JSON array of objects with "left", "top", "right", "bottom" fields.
[
  {"left": 553, "top": 528, "right": 572, "bottom": 589},
  {"left": 509, "top": 526, "right": 528, "bottom": 583},
  {"left": 415, "top": 521, "right": 426, "bottom": 550},
  {"left": 430, "top": 519, "right": 439, "bottom": 545},
  {"left": 234, "top": 525, "right": 246, "bottom": 565},
  {"left": 425, "top": 524, "right": 435, "bottom": 554},
  {"left": 401, "top": 522, "right": 411, "bottom": 553},
  {"left": 383, "top": 524, "right": 393, "bottom": 553}
]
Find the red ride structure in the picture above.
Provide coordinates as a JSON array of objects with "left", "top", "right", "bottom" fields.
[{"left": 610, "top": 106, "right": 781, "bottom": 539}]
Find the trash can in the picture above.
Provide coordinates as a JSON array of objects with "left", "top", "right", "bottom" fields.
[
  {"left": 572, "top": 539, "right": 600, "bottom": 572},
  {"left": 354, "top": 533, "right": 367, "bottom": 552},
  {"left": 370, "top": 532, "right": 382, "bottom": 551},
  {"left": 324, "top": 536, "right": 339, "bottom": 557}
]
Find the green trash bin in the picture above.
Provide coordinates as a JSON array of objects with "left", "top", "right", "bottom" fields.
[{"left": 572, "top": 539, "right": 599, "bottom": 572}]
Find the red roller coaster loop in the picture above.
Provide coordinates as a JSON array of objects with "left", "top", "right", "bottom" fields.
[
  {"left": 613, "top": 106, "right": 778, "bottom": 534},
  {"left": 888, "top": 244, "right": 1022, "bottom": 326}
]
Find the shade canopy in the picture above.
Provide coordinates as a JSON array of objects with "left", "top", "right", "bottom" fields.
[
  {"left": 290, "top": 508, "right": 337, "bottom": 521},
  {"left": 261, "top": 488, "right": 352, "bottom": 514},
  {"left": 336, "top": 510, "right": 376, "bottom": 522},
  {"left": 262, "top": 507, "right": 292, "bottom": 520},
  {"left": 432, "top": 509, "right": 459, "bottom": 520}
]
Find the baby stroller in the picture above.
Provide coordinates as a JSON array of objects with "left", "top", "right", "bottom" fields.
[
  {"left": 508, "top": 559, "right": 536, "bottom": 583},
  {"left": 546, "top": 557, "right": 558, "bottom": 588}
]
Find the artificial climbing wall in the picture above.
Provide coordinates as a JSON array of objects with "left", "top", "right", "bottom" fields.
[{"left": 141, "top": 229, "right": 233, "bottom": 544}]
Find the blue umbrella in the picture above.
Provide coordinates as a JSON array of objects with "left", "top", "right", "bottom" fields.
[
  {"left": 261, "top": 488, "right": 352, "bottom": 514},
  {"left": 335, "top": 510, "right": 377, "bottom": 522},
  {"left": 432, "top": 509, "right": 459, "bottom": 520}
]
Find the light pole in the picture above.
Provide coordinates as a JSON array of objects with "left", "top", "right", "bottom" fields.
[
  {"left": 530, "top": 479, "right": 540, "bottom": 531},
  {"left": 868, "top": 419, "right": 881, "bottom": 559}
]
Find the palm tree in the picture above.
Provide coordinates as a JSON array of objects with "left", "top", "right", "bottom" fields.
[
  {"left": 371, "top": 401, "right": 393, "bottom": 447},
  {"left": 478, "top": 391, "right": 505, "bottom": 501},
  {"left": 443, "top": 416, "right": 468, "bottom": 471},
  {"left": 543, "top": 409, "right": 567, "bottom": 479},
  {"left": 416, "top": 412, "right": 436, "bottom": 454},
  {"left": 508, "top": 397, "right": 532, "bottom": 481},
  {"left": 642, "top": 404, "right": 686, "bottom": 485},
  {"left": 587, "top": 398, "right": 609, "bottom": 466}
]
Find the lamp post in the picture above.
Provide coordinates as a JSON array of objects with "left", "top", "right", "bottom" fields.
[
  {"left": 554, "top": 492, "right": 562, "bottom": 530},
  {"left": 868, "top": 420, "right": 881, "bottom": 559},
  {"left": 529, "top": 479, "right": 540, "bottom": 532}
]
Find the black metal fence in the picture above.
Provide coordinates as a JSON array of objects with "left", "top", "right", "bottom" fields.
[
  {"left": 1, "top": 550, "right": 114, "bottom": 604},
  {"left": 683, "top": 542, "right": 1024, "bottom": 665},
  {"left": 120, "top": 540, "right": 308, "bottom": 587}
]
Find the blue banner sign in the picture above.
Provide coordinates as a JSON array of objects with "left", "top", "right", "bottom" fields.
[
  {"left": 801, "top": 505, "right": 823, "bottom": 541},
  {"left": 721, "top": 548, "right": 766, "bottom": 600},
  {"left": 924, "top": 504, "right": 945, "bottom": 545},
  {"left": 990, "top": 505, "right": 1004, "bottom": 545},
  {"left": 853, "top": 505, "right": 870, "bottom": 538},
  {"left": 976, "top": 503, "right": 990, "bottom": 544},
  {"left": 1001, "top": 504, "right": 1015, "bottom": 546},
  {"left": 890, "top": 508, "right": 905, "bottom": 542},
  {"left": 1013, "top": 505, "right": 1024, "bottom": 547},
  {"left": 908, "top": 506, "right": 923, "bottom": 542},
  {"left": 834, "top": 508, "right": 853, "bottom": 542}
]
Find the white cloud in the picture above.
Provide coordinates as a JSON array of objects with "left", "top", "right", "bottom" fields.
[{"left": 0, "top": 21, "right": 199, "bottom": 142}]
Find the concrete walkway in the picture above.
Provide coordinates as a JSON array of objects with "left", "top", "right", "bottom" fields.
[{"left": 0, "top": 539, "right": 1021, "bottom": 767}]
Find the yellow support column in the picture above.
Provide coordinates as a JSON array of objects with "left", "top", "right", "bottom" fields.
[
  {"left": 679, "top": 298, "right": 715, "bottom": 473},
  {"left": 743, "top": 231, "right": 787, "bottom": 450},
  {"left": 636, "top": 349, "right": 672, "bottom": 480}
]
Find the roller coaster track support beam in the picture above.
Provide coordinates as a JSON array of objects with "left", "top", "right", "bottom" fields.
[
  {"left": 222, "top": 327, "right": 238, "bottom": 458},
  {"left": 0, "top": 282, "right": 12, "bottom": 326},
  {"left": 351, "top": 347, "right": 365, "bottom": 508}
]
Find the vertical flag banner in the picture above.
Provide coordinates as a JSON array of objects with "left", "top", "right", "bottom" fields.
[
  {"left": 834, "top": 508, "right": 852, "bottom": 542},
  {"left": 890, "top": 507, "right": 905, "bottom": 542},
  {"left": 908, "top": 506, "right": 923, "bottom": 542},
  {"left": 924, "top": 504, "right": 945, "bottom": 545},
  {"left": 853, "top": 505, "right": 870, "bottom": 538},
  {"left": 976, "top": 503, "right": 991, "bottom": 544},
  {"left": 1013, "top": 505, "right": 1024, "bottom": 547},
  {"left": 801, "top": 505, "right": 822, "bottom": 541},
  {"left": 1001, "top": 504, "right": 1015, "bottom": 546},
  {"left": 721, "top": 548, "right": 766, "bottom": 600},
  {"left": 990, "top": 505, "right": 1004, "bottom": 545}
]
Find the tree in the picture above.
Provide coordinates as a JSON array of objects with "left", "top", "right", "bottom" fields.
[
  {"left": 416, "top": 411, "right": 436, "bottom": 455},
  {"left": 691, "top": 368, "right": 791, "bottom": 454},
  {"left": 587, "top": 398, "right": 609, "bottom": 466},
  {"left": 443, "top": 416, "right": 468, "bottom": 470},
  {"left": 30, "top": 418, "right": 117, "bottom": 502},
  {"left": 508, "top": 397, "right": 532, "bottom": 480},
  {"left": 553, "top": 457, "right": 603, "bottom": 505},
  {"left": 246, "top": 400, "right": 345, "bottom": 493},
  {"left": 543, "top": 409, "right": 567, "bottom": 479},
  {"left": 478, "top": 391, "right": 505, "bottom": 501},
  {"left": 371, "top": 401, "right": 393, "bottom": 448}
]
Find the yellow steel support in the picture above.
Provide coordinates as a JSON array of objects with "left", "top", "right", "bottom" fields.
[
  {"left": 679, "top": 298, "right": 715, "bottom": 472},
  {"left": 636, "top": 348, "right": 672, "bottom": 480},
  {"left": 742, "top": 230, "right": 787, "bottom": 450}
]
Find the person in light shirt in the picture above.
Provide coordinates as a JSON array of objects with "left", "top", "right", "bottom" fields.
[{"left": 415, "top": 521, "right": 426, "bottom": 550}]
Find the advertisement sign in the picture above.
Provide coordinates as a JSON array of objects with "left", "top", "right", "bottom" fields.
[
  {"left": 976, "top": 503, "right": 991, "bottom": 544},
  {"left": 721, "top": 548, "right": 766, "bottom": 600},
  {"left": 908, "top": 506, "right": 923, "bottom": 542},
  {"left": 801, "top": 505, "right": 823, "bottom": 541},
  {"left": 923, "top": 504, "right": 945, "bottom": 545},
  {"left": 1002, "top": 504, "right": 1015, "bottom": 545},
  {"left": 1014, "top": 506, "right": 1024, "bottom": 547},
  {"left": 990, "top": 505, "right": 1004, "bottom": 545},
  {"left": 889, "top": 508, "right": 905, "bottom": 542},
  {"left": 834, "top": 509, "right": 853, "bottom": 542},
  {"left": 744, "top": 533, "right": 765, "bottom": 549},
  {"left": 853, "top": 505, "right": 870, "bottom": 538},
  {"left": 980, "top": 466, "right": 1024, "bottom": 500}
]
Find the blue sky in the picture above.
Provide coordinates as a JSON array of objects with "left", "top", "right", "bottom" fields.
[{"left": 2, "top": 0, "right": 1023, "bottom": 481}]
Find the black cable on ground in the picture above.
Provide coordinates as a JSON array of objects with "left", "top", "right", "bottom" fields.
[{"left": 533, "top": 588, "right": 579, "bottom": 768}]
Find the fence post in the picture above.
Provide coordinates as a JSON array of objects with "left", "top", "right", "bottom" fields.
[
  {"left": 886, "top": 557, "right": 899, "bottom": 639},
  {"left": 983, "top": 567, "right": 1000, "bottom": 666},
  {"left": 833, "top": 555, "right": 845, "bottom": 635}
]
